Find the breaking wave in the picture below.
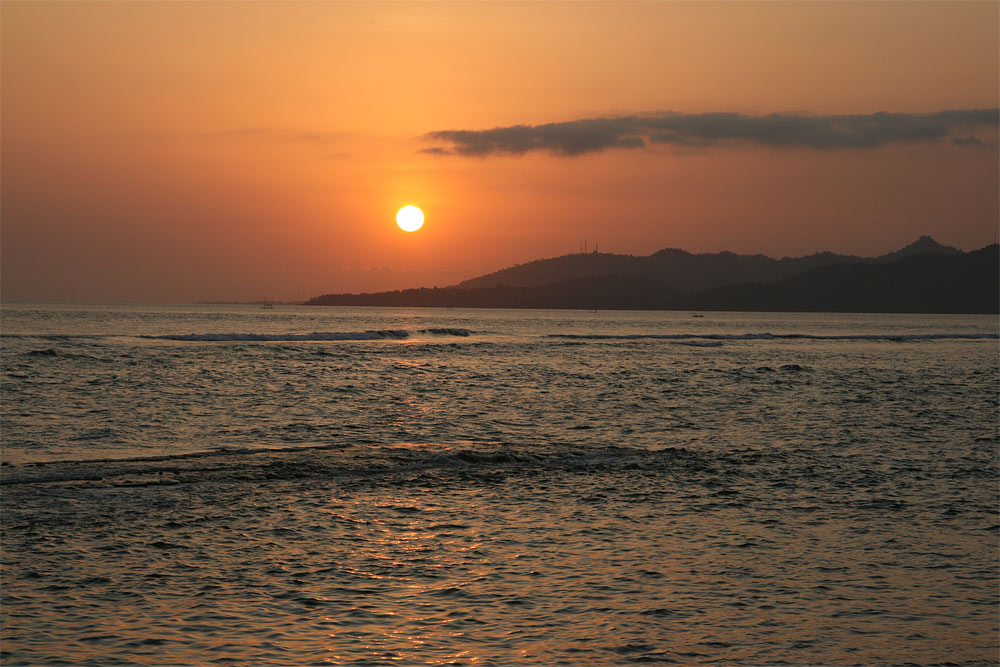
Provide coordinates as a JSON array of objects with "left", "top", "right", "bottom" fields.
[
  {"left": 140, "top": 328, "right": 474, "bottom": 341},
  {"left": 4, "top": 329, "right": 995, "bottom": 345},
  {"left": 0, "top": 443, "right": 705, "bottom": 489},
  {"left": 0, "top": 328, "right": 476, "bottom": 342}
]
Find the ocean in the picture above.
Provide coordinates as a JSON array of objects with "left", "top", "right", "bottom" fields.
[{"left": 1, "top": 303, "right": 997, "bottom": 665}]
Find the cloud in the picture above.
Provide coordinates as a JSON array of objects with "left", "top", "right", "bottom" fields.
[
  {"left": 423, "top": 109, "right": 998, "bottom": 156},
  {"left": 203, "top": 128, "right": 352, "bottom": 146}
]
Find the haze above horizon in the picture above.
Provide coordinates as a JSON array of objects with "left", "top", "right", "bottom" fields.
[{"left": 2, "top": 1, "right": 998, "bottom": 304}]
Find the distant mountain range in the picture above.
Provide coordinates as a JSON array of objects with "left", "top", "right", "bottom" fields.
[
  {"left": 454, "top": 235, "right": 963, "bottom": 291},
  {"left": 305, "top": 237, "right": 998, "bottom": 313}
]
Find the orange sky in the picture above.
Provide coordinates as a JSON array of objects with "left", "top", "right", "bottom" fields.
[{"left": 2, "top": 1, "right": 998, "bottom": 302}]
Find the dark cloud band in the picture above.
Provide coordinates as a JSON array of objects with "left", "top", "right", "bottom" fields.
[{"left": 422, "top": 109, "right": 998, "bottom": 156}]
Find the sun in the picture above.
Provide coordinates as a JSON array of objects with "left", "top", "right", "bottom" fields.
[{"left": 396, "top": 205, "right": 424, "bottom": 232}]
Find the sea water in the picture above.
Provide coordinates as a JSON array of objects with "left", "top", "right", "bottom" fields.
[{"left": 1, "top": 304, "right": 997, "bottom": 665}]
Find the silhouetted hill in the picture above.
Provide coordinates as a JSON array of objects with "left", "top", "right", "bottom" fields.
[
  {"left": 305, "top": 239, "right": 997, "bottom": 313},
  {"left": 874, "top": 235, "right": 961, "bottom": 263},
  {"left": 306, "top": 274, "right": 677, "bottom": 310},
  {"left": 681, "top": 245, "right": 998, "bottom": 313},
  {"left": 458, "top": 252, "right": 649, "bottom": 289},
  {"left": 457, "top": 247, "right": 863, "bottom": 292},
  {"left": 455, "top": 236, "right": 964, "bottom": 293}
]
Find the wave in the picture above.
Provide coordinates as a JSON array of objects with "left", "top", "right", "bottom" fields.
[
  {"left": 4, "top": 329, "right": 995, "bottom": 344},
  {"left": 3, "top": 328, "right": 474, "bottom": 342},
  {"left": 140, "top": 328, "right": 474, "bottom": 342},
  {"left": 153, "top": 328, "right": 473, "bottom": 341},
  {"left": 546, "top": 332, "right": 999, "bottom": 342},
  {"left": 0, "top": 443, "right": 711, "bottom": 489}
]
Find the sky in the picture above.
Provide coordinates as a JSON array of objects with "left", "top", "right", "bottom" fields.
[{"left": 2, "top": 1, "right": 998, "bottom": 303}]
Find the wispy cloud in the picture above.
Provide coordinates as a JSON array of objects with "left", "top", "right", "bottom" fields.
[
  {"left": 204, "top": 128, "right": 352, "bottom": 146},
  {"left": 422, "top": 109, "right": 999, "bottom": 156}
]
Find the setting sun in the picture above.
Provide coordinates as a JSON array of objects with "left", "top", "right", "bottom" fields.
[{"left": 396, "top": 205, "right": 424, "bottom": 232}]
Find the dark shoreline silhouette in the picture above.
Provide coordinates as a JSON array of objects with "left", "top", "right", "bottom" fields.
[{"left": 306, "top": 238, "right": 999, "bottom": 314}]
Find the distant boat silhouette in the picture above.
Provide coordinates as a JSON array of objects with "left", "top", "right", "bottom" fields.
[{"left": 692, "top": 314, "right": 704, "bottom": 317}]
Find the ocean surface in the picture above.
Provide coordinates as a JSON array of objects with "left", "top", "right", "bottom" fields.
[{"left": 1, "top": 303, "right": 997, "bottom": 665}]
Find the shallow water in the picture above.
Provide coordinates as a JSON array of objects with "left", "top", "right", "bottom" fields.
[{"left": 1, "top": 305, "right": 997, "bottom": 665}]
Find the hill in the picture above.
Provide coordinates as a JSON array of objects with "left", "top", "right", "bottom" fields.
[
  {"left": 455, "top": 236, "right": 961, "bottom": 293},
  {"left": 456, "top": 248, "right": 861, "bottom": 292},
  {"left": 874, "top": 235, "right": 962, "bottom": 264},
  {"left": 680, "top": 245, "right": 997, "bottom": 313},
  {"left": 305, "top": 238, "right": 996, "bottom": 313},
  {"left": 305, "top": 274, "right": 677, "bottom": 310}
]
